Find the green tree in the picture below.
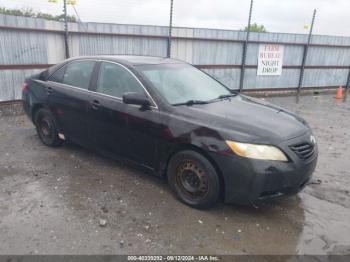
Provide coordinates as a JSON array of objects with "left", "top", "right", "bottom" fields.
[
  {"left": 0, "top": 6, "right": 76, "bottom": 22},
  {"left": 243, "top": 23, "right": 267, "bottom": 33}
]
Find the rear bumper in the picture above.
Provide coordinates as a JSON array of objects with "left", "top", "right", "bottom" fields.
[{"left": 210, "top": 133, "right": 318, "bottom": 205}]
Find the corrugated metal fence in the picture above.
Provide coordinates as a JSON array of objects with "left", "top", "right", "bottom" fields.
[{"left": 1, "top": 14, "right": 350, "bottom": 101}]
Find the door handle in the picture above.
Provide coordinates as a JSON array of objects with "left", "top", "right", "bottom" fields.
[
  {"left": 91, "top": 100, "right": 100, "bottom": 110},
  {"left": 46, "top": 87, "right": 53, "bottom": 95}
]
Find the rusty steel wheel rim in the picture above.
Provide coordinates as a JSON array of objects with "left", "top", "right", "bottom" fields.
[
  {"left": 175, "top": 160, "right": 209, "bottom": 200},
  {"left": 39, "top": 117, "right": 54, "bottom": 141}
]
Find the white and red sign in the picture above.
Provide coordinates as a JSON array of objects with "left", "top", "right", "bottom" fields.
[{"left": 257, "top": 44, "right": 284, "bottom": 76}]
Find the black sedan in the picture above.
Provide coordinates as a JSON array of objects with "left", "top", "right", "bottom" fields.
[{"left": 22, "top": 56, "right": 318, "bottom": 208}]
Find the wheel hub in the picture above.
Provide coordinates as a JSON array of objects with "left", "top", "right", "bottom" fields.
[
  {"left": 176, "top": 161, "right": 208, "bottom": 198},
  {"left": 182, "top": 170, "right": 201, "bottom": 192},
  {"left": 39, "top": 118, "right": 52, "bottom": 139}
]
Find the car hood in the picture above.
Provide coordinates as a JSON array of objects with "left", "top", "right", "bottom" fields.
[{"left": 174, "top": 95, "right": 309, "bottom": 144}]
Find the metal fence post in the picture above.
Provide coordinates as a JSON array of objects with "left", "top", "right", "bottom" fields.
[
  {"left": 346, "top": 68, "right": 350, "bottom": 91},
  {"left": 167, "top": 0, "right": 174, "bottom": 58},
  {"left": 239, "top": 0, "right": 254, "bottom": 92},
  {"left": 63, "top": 0, "right": 70, "bottom": 58},
  {"left": 298, "top": 9, "right": 316, "bottom": 93}
]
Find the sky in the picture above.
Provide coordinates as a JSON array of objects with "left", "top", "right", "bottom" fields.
[{"left": 0, "top": 0, "right": 349, "bottom": 36}]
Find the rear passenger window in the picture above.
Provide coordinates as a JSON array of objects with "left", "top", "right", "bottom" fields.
[
  {"left": 49, "top": 66, "right": 65, "bottom": 83},
  {"left": 62, "top": 61, "right": 95, "bottom": 89}
]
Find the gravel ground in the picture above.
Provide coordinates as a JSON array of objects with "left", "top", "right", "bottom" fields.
[{"left": 0, "top": 93, "right": 349, "bottom": 255}]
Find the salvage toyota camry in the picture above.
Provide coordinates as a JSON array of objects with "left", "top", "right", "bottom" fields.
[{"left": 22, "top": 56, "right": 318, "bottom": 208}]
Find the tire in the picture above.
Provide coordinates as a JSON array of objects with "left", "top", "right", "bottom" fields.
[
  {"left": 34, "top": 108, "right": 63, "bottom": 147},
  {"left": 167, "top": 150, "right": 221, "bottom": 209}
]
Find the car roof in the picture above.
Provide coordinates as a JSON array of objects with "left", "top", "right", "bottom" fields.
[
  {"left": 44, "top": 55, "right": 185, "bottom": 80},
  {"left": 69, "top": 55, "right": 184, "bottom": 66},
  {"left": 42, "top": 55, "right": 186, "bottom": 79}
]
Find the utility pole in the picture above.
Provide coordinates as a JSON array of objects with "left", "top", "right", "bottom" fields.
[
  {"left": 239, "top": 0, "right": 254, "bottom": 92},
  {"left": 298, "top": 9, "right": 316, "bottom": 94},
  {"left": 346, "top": 69, "right": 350, "bottom": 92},
  {"left": 48, "top": 0, "right": 72, "bottom": 58},
  {"left": 63, "top": 0, "right": 70, "bottom": 58},
  {"left": 167, "top": 0, "right": 174, "bottom": 58}
]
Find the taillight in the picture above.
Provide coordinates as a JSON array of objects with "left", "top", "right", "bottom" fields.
[{"left": 22, "top": 82, "right": 29, "bottom": 92}]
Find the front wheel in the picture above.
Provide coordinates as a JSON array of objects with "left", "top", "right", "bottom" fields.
[
  {"left": 167, "top": 150, "right": 221, "bottom": 209},
  {"left": 34, "top": 108, "right": 63, "bottom": 147}
]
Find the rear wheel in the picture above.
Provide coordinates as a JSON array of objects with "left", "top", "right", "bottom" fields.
[
  {"left": 34, "top": 108, "right": 63, "bottom": 147},
  {"left": 167, "top": 150, "right": 221, "bottom": 208}
]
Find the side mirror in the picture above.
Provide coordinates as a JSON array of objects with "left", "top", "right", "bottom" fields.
[{"left": 122, "top": 92, "right": 151, "bottom": 107}]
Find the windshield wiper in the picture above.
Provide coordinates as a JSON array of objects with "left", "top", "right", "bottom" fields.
[
  {"left": 173, "top": 92, "right": 238, "bottom": 106},
  {"left": 217, "top": 93, "right": 238, "bottom": 99},
  {"left": 172, "top": 100, "right": 209, "bottom": 106},
  {"left": 205, "top": 93, "right": 238, "bottom": 103}
]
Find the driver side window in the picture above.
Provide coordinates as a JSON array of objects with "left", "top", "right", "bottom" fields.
[{"left": 96, "top": 62, "right": 144, "bottom": 98}]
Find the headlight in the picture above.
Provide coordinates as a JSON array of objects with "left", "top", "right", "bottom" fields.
[{"left": 226, "top": 140, "right": 288, "bottom": 161}]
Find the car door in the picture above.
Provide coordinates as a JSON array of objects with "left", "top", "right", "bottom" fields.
[
  {"left": 46, "top": 60, "right": 97, "bottom": 146},
  {"left": 87, "top": 61, "right": 160, "bottom": 168}
]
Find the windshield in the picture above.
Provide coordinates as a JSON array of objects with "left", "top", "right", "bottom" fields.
[{"left": 137, "top": 63, "right": 231, "bottom": 105}]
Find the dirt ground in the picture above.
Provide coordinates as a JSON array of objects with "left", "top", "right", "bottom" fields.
[{"left": 0, "top": 93, "right": 349, "bottom": 255}]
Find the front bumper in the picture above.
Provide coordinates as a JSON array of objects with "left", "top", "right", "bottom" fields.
[{"left": 210, "top": 132, "right": 318, "bottom": 205}]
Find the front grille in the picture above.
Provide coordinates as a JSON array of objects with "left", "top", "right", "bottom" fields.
[{"left": 290, "top": 142, "right": 315, "bottom": 161}]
